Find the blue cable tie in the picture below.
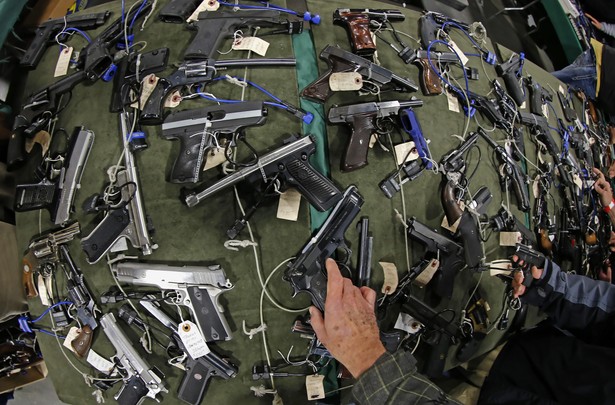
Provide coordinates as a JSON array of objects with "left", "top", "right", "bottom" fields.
[{"left": 102, "top": 63, "right": 118, "bottom": 82}]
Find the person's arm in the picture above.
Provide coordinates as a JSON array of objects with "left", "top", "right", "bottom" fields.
[
  {"left": 592, "top": 168, "right": 615, "bottom": 226},
  {"left": 310, "top": 259, "right": 460, "bottom": 405},
  {"left": 586, "top": 13, "right": 615, "bottom": 38},
  {"left": 513, "top": 259, "right": 615, "bottom": 330}
]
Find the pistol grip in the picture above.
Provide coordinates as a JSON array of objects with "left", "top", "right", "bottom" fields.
[
  {"left": 81, "top": 207, "right": 131, "bottom": 264},
  {"left": 22, "top": 257, "right": 38, "bottom": 298},
  {"left": 301, "top": 70, "right": 334, "bottom": 103},
  {"left": 341, "top": 114, "right": 375, "bottom": 172},
  {"left": 186, "top": 286, "right": 231, "bottom": 342},
  {"left": 346, "top": 18, "right": 376, "bottom": 56},
  {"left": 502, "top": 72, "right": 524, "bottom": 106},
  {"left": 14, "top": 182, "right": 56, "bottom": 212},
  {"left": 415, "top": 58, "right": 443, "bottom": 95},
  {"left": 441, "top": 181, "right": 463, "bottom": 226},
  {"left": 422, "top": 331, "right": 450, "bottom": 378},
  {"left": 166, "top": 133, "right": 207, "bottom": 184},
  {"left": 177, "top": 358, "right": 213, "bottom": 405},
  {"left": 285, "top": 158, "right": 342, "bottom": 212},
  {"left": 140, "top": 79, "right": 170, "bottom": 125},
  {"left": 184, "top": 20, "right": 224, "bottom": 60},
  {"left": 7, "top": 130, "right": 26, "bottom": 171},
  {"left": 115, "top": 375, "right": 148, "bottom": 405},
  {"left": 71, "top": 325, "right": 93, "bottom": 357}
]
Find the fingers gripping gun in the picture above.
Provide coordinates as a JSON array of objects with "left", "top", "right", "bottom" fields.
[
  {"left": 15, "top": 127, "right": 95, "bottom": 225},
  {"left": 439, "top": 132, "right": 484, "bottom": 271},
  {"left": 328, "top": 98, "right": 423, "bottom": 172},
  {"left": 333, "top": 8, "right": 405, "bottom": 57},
  {"left": 80, "top": 112, "right": 157, "bottom": 264},
  {"left": 138, "top": 300, "right": 238, "bottom": 405},
  {"left": 301, "top": 45, "right": 418, "bottom": 103},
  {"left": 161, "top": 101, "right": 268, "bottom": 183},
  {"left": 100, "top": 313, "right": 167, "bottom": 405},
  {"left": 284, "top": 186, "right": 364, "bottom": 311},
  {"left": 478, "top": 129, "right": 530, "bottom": 212},
  {"left": 181, "top": 135, "right": 342, "bottom": 211},
  {"left": 112, "top": 261, "right": 234, "bottom": 342}
]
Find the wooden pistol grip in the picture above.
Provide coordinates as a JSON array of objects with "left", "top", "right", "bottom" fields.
[
  {"left": 539, "top": 228, "right": 553, "bottom": 253},
  {"left": 588, "top": 100, "right": 598, "bottom": 123},
  {"left": 415, "top": 58, "right": 443, "bottom": 95},
  {"left": 22, "top": 256, "right": 38, "bottom": 298},
  {"left": 71, "top": 325, "right": 93, "bottom": 357},
  {"left": 347, "top": 17, "right": 376, "bottom": 55},
  {"left": 441, "top": 181, "right": 463, "bottom": 225},
  {"left": 341, "top": 114, "right": 375, "bottom": 172}
]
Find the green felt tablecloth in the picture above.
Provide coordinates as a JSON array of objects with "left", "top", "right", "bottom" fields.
[{"left": 14, "top": 1, "right": 575, "bottom": 404}]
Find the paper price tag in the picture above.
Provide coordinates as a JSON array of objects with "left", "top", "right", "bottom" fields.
[
  {"left": 559, "top": 84, "right": 566, "bottom": 95},
  {"left": 203, "top": 147, "right": 226, "bottom": 171},
  {"left": 87, "top": 350, "right": 117, "bottom": 376},
  {"left": 37, "top": 275, "right": 50, "bottom": 306},
  {"left": 305, "top": 374, "right": 325, "bottom": 401},
  {"left": 329, "top": 72, "right": 363, "bottom": 91},
  {"left": 542, "top": 103, "right": 549, "bottom": 118},
  {"left": 441, "top": 215, "right": 461, "bottom": 233},
  {"left": 447, "top": 90, "right": 460, "bottom": 113},
  {"left": 369, "top": 134, "right": 378, "bottom": 149},
  {"left": 232, "top": 37, "right": 270, "bottom": 56},
  {"left": 277, "top": 188, "right": 301, "bottom": 221},
  {"left": 394, "top": 313, "right": 422, "bottom": 334},
  {"left": 25, "top": 130, "right": 51, "bottom": 157},
  {"left": 132, "top": 74, "right": 159, "bottom": 110},
  {"left": 532, "top": 176, "right": 540, "bottom": 198},
  {"left": 187, "top": 0, "right": 219, "bottom": 22},
  {"left": 520, "top": 101, "right": 526, "bottom": 110},
  {"left": 164, "top": 90, "right": 182, "bottom": 108},
  {"left": 54, "top": 47, "right": 73, "bottom": 77},
  {"left": 414, "top": 259, "right": 440, "bottom": 287},
  {"left": 449, "top": 40, "right": 469, "bottom": 66},
  {"left": 178, "top": 321, "right": 210, "bottom": 359},
  {"left": 499, "top": 231, "right": 522, "bottom": 246},
  {"left": 572, "top": 173, "right": 583, "bottom": 190},
  {"left": 62, "top": 326, "right": 80, "bottom": 353},
  {"left": 379, "top": 262, "right": 399, "bottom": 295},
  {"left": 394, "top": 141, "right": 419, "bottom": 165}
]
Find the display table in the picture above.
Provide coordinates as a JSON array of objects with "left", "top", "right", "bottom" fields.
[{"left": 14, "top": 1, "right": 579, "bottom": 404}]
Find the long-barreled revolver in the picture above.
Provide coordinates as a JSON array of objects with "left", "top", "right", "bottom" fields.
[
  {"left": 301, "top": 45, "right": 418, "bottom": 103},
  {"left": 139, "top": 58, "right": 296, "bottom": 124},
  {"left": 161, "top": 101, "right": 268, "bottom": 183},
  {"left": 14, "top": 127, "right": 94, "bottom": 225},
  {"left": 100, "top": 312, "right": 167, "bottom": 405},
  {"left": 81, "top": 112, "right": 156, "bottom": 264},
  {"left": 9, "top": 4, "right": 151, "bottom": 169},
  {"left": 138, "top": 299, "right": 238, "bottom": 405},
  {"left": 112, "top": 261, "right": 234, "bottom": 342},
  {"left": 59, "top": 245, "right": 98, "bottom": 332},
  {"left": 284, "top": 185, "right": 364, "bottom": 311},
  {"left": 181, "top": 135, "right": 342, "bottom": 211},
  {"left": 328, "top": 98, "right": 423, "bottom": 172},
  {"left": 184, "top": 9, "right": 302, "bottom": 59},
  {"left": 20, "top": 11, "right": 111, "bottom": 69},
  {"left": 333, "top": 8, "right": 405, "bottom": 57}
]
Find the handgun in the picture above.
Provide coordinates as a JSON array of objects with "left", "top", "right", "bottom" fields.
[
  {"left": 495, "top": 53, "right": 525, "bottom": 106},
  {"left": 158, "top": 0, "right": 201, "bottom": 23},
  {"left": 333, "top": 8, "right": 405, "bottom": 56}
]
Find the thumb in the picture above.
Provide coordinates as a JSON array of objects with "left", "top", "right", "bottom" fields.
[
  {"left": 359, "top": 286, "right": 377, "bottom": 308},
  {"left": 309, "top": 306, "right": 327, "bottom": 343}
]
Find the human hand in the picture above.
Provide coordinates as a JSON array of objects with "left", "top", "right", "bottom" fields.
[
  {"left": 309, "top": 259, "right": 385, "bottom": 378},
  {"left": 511, "top": 254, "right": 543, "bottom": 298},
  {"left": 598, "top": 263, "right": 612, "bottom": 283},
  {"left": 608, "top": 161, "right": 615, "bottom": 179},
  {"left": 593, "top": 167, "right": 614, "bottom": 207},
  {"left": 609, "top": 231, "right": 615, "bottom": 252},
  {"left": 586, "top": 14, "right": 603, "bottom": 30}
]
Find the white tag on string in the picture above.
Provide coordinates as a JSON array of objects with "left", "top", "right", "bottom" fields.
[
  {"left": 178, "top": 321, "right": 210, "bottom": 359},
  {"left": 394, "top": 141, "right": 419, "bottom": 165},
  {"left": 132, "top": 74, "right": 159, "bottom": 109},
  {"left": 379, "top": 262, "right": 399, "bottom": 295},
  {"left": 232, "top": 37, "right": 270, "bottom": 56},
  {"left": 54, "top": 47, "right": 73, "bottom": 77},
  {"left": 441, "top": 215, "right": 461, "bottom": 233},
  {"left": 394, "top": 313, "right": 422, "bottom": 334},
  {"left": 63, "top": 327, "right": 80, "bottom": 353},
  {"left": 414, "top": 259, "right": 440, "bottom": 287},
  {"left": 447, "top": 90, "right": 460, "bottom": 113},
  {"left": 37, "top": 275, "right": 50, "bottom": 306},
  {"left": 164, "top": 90, "right": 182, "bottom": 108},
  {"left": 448, "top": 40, "right": 469, "bottom": 65},
  {"left": 572, "top": 173, "right": 583, "bottom": 190},
  {"left": 559, "top": 85, "right": 566, "bottom": 95},
  {"left": 187, "top": 0, "right": 219, "bottom": 22},
  {"left": 203, "top": 148, "right": 226, "bottom": 171},
  {"left": 277, "top": 188, "right": 301, "bottom": 221},
  {"left": 87, "top": 350, "right": 117, "bottom": 375},
  {"left": 520, "top": 101, "right": 526, "bottom": 109},
  {"left": 329, "top": 72, "right": 363, "bottom": 91},
  {"left": 499, "top": 231, "right": 522, "bottom": 246},
  {"left": 305, "top": 374, "right": 325, "bottom": 401},
  {"left": 542, "top": 103, "right": 549, "bottom": 118},
  {"left": 369, "top": 134, "right": 378, "bottom": 148},
  {"left": 532, "top": 176, "right": 540, "bottom": 198}
]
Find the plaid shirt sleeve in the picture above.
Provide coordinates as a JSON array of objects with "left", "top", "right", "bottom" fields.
[{"left": 351, "top": 350, "right": 462, "bottom": 405}]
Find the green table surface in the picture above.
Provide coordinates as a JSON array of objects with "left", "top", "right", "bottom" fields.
[{"left": 14, "top": 1, "right": 577, "bottom": 404}]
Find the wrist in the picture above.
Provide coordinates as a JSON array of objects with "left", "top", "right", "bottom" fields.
[
  {"left": 604, "top": 199, "right": 615, "bottom": 213},
  {"left": 346, "top": 343, "right": 386, "bottom": 378}
]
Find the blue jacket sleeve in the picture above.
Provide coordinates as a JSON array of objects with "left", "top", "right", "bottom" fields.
[{"left": 521, "top": 260, "right": 615, "bottom": 330}]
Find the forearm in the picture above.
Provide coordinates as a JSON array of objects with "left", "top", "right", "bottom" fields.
[
  {"left": 522, "top": 260, "right": 615, "bottom": 329},
  {"left": 352, "top": 350, "right": 461, "bottom": 405},
  {"left": 600, "top": 22, "right": 615, "bottom": 38}
]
